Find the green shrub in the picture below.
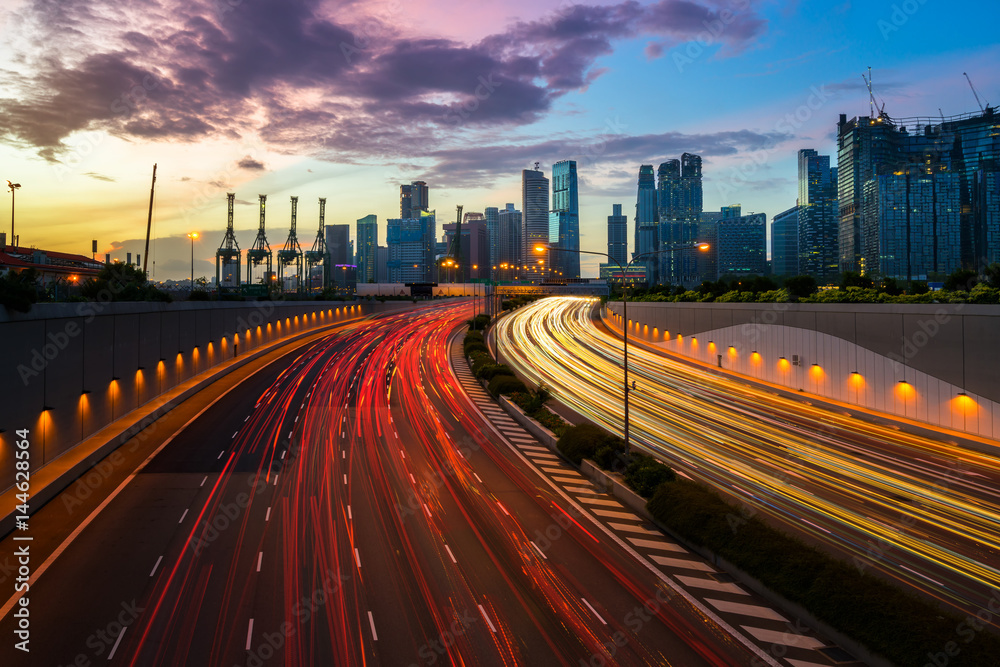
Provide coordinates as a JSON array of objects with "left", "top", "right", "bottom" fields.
[
  {"left": 476, "top": 364, "right": 514, "bottom": 381},
  {"left": 622, "top": 453, "right": 675, "bottom": 498},
  {"left": 593, "top": 437, "right": 629, "bottom": 471},
  {"left": 489, "top": 375, "right": 527, "bottom": 397},
  {"left": 645, "top": 480, "right": 1000, "bottom": 666},
  {"left": 557, "top": 423, "right": 610, "bottom": 465}
]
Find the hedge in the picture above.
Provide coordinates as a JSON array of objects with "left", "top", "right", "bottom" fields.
[{"left": 646, "top": 480, "right": 1000, "bottom": 666}]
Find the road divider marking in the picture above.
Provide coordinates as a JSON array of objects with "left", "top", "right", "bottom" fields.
[
  {"left": 178, "top": 509, "right": 188, "bottom": 524},
  {"left": 423, "top": 504, "right": 431, "bottom": 518},
  {"left": 478, "top": 605, "right": 496, "bottom": 633},
  {"left": 273, "top": 474, "right": 279, "bottom": 486},
  {"left": 200, "top": 476, "right": 208, "bottom": 487},
  {"left": 343, "top": 474, "right": 348, "bottom": 485},
  {"left": 348, "top": 506, "right": 352, "bottom": 520},
  {"left": 582, "top": 598, "right": 606, "bottom": 625},
  {"left": 473, "top": 473, "right": 483, "bottom": 483},
  {"left": 265, "top": 507, "right": 271, "bottom": 521},
  {"left": 108, "top": 627, "right": 126, "bottom": 660},
  {"left": 245, "top": 619, "right": 254, "bottom": 650},
  {"left": 354, "top": 548, "right": 361, "bottom": 568},
  {"left": 367, "top": 611, "right": 378, "bottom": 641},
  {"left": 256, "top": 552, "right": 263, "bottom": 572},
  {"left": 217, "top": 450, "right": 225, "bottom": 459},
  {"left": 530, "top": 542, "right": 547, "bottom": 560},
  {"left": 444, "top": 545, "right": 457, "bottom": 563},
  {"left": 150, "top": 556, "right": 163, "bottom": 577}
]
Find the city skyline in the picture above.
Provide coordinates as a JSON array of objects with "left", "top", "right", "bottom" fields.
[{"left": 1, "top": 0, "right": 998, "bottom": 279}]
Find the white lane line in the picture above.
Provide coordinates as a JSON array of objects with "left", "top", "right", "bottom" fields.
[
  {"left": 294, "top": 416, "right": 299, "bottom": 422},
  {"left": 245, "top": 619, "right": 254, "bottom": 650},
  {"left": 256, "top": 552, "right": 263, "bottom": 572},
  {"left": 244, "top": 415, "right": 249, "bottom": 422},
  {"left": 354, "top": 548, "right": 362, "bottom": 568},
  {"left": 478, "top": 605, "right": 497, "bottom": 633},
  {"left": 232, "top": 431, "right": 238, "bottom": 439},
  {"left": 149, "top": 556, "right": 163, "bottom": 577},
  {"left": 496, "top": 501, "right": 510, "bottom": 516},
  {"left": 473, "top": 473, "right": 483, "bottom": 483},
  {"left": 217, "top": 450, "right": 225, "bottom": 459},
  {"left": 530, "top": 541, "right": 547, "bottom": 559},
  {"left": 444, "top": 545, "right": 457, "bottom": 563},
  {"left": 593, "top": 509, "right": 635, "bottom": 520},
  {"left": 649, "top": 555, "right": 715, "bottom": 572},
  {"left": 740, "top": 626, "right": 824, "bottom": 650},
  {"left": 342, "top": 450, "right": 345, "bottom": 459},
  {"left": 178, "top": 509, "right": 188, "bottom": 524},
  {"left": 608, "top": 523, "right": 659, "bottom": 536},
  {"left": 410, "top": 474, "right": 417, "bottom": 483},
  {"left": 200, "top": 476, "right": 208, "bottom": 487},
  {"left": 288, "top": 431, "right": 293, "bottom": 439},
  {"left": 800, "top": 518, "right": 831, "bottom": 534},
  {"left": 900, "top": 564, "right": 944, "bottom": 587},
  {"left": 423, "top": 504, "right": 432, "bottom": 518},
  {"left": 627, "top": 538, "right": 687, "bottom": 553},
  {"left": 108, "top": 627, "right": 126, "bottom": 660},
  {"left": 367, "top": 611, "right": 378, "bottom": 641},
  {"left": 265, "top": 507, "right": 271, "bottom": 521},
  {"left": 576, "top": 497, "right": 622, "bottom": 507},
  {"left": 280, "top": 450, "right": 286, "bottom": 459},
  {"left": 273, "top": 474, "right": 279, "bottom": 486},
  {"left": 400, "top": 450, "right": 405, "bottom": 458},
  {"left": 343, "top": 474, "right": 348, "bottom": 485},
  {"left": 581, "top": 598, "right": 607, "bottom": 625}
]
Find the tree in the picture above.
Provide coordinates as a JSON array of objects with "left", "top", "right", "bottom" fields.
[
  {"left": 910, "top": 280, "right": 929, "bottom": 295},
  {"left": 783, "top": 275, "right": 817, "bottom": 298},
  {"left": 879, "top": 277, "right": 901, "bottom": 296},
  {"left": 982, "top": 262, "right": 1000, "bottom": 288},
  {"left": 0, "top": 268, "right": 41, "bottom": 312},
  {"left": 840, "top": 271, "right": 874, "bottom": 289},
  {"left": 80, "top": 261, "right": 171, "bottom": 302},
  {"left": 944, "top": 268, "right": 978, "bottom": 292}
]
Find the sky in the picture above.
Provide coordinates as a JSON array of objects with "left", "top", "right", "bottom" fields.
[{"left": 1, "top": 0, "right": 998, "bottom": 280}]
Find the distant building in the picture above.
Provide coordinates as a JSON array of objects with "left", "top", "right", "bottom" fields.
[
  {"left": 771, "top": 206, "right": 800, "bottom": 277},
  {"left": 863, "top": 169, "right": 961, "bottom": 281},
  {"left": 0, "top": 241, "right": 102, "bottom": 286},
  {"left": 657, "top": 154, "right": 704, "bottom": 285},
  {"left": 549, "top": 160, "right": 580, "bottom": 279},
  {"left": 443, "top": 219, "right": 490, "bottom": 281},
  {"left": 326, "top": 224, "right": 352, "bottom": 266},
  {"left": 634, "top": 165, "right": 659, "bottom": 281},
  {"left": 522, "top": 167, "right": 549, "bottom": 281},
  {"left": 484, "top": 206, "right": 500, "bottom": 278},
  {"left": 599, "top": 262, "right": 647, "bottom": 287},
  {"left": 797, "top": 149, "right": 839, "bottom": 284},
  {"left": 838, "top": 108, "right": 1000, "bottom": 274},
  {"left": 716, "top": 212, "right": 767, "bottom": 277},
  {"left": 400, "top": 181, "right": 429, "bottom": 219},
  {"left": 356, "top": 215, "right": 377, "bottom": 283},
  {"left": 375, "top": 245, "right": 388, "bottom": 282},
  {"left": 387, "top": 211, "right": 436, "bottom": 282},
  {"left": 497, "top": 204, "right": 522, "bottom": 277},
  {"left": 607, "top": 203, "right": 627, "bottom": 267}
]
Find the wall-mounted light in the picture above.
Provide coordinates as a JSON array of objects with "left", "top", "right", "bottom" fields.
[
  {"left": 137, "top": 366, "right": 145, "bottom": 371},
  {"left": 81, "top": 389, "right": 91, "bottom": 395},
  {"left": 111, "top": 376, "right": 120, "bottom": 381},
  {"left": 898, "top": 379, "right": 908, "bottom": 384},
  {"left": 42, "top": 405, "right": 54, "bottom": 411},
  {"left": 957, "top": 391, "right": 967, "bottom": 396}
]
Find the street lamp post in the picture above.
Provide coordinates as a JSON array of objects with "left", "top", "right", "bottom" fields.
[
  {"left": 6, "top": 180, "right": 21, "bottom": 246},
  {"left": 188, "top": 232, "right": 199, "bottom": 292},
  {"left": 536, "top": 243, "right": 708, "bottom": 451}
]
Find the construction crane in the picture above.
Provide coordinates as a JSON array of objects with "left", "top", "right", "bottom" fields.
[
  {"left": 246, "top": 195, "right": 273, "bottom": 290},
  {"left": 215, "top": 193, "right": 241, "bottom": 293},
  {"left": 862, "top": 66, "right": 886, "bottom": 120},
  {"left": 963, "top": 72, "right": 987, "bottom": 113},
  {"left": 304, "top": 198, "right": 330, "bottom": 293},
  {"left": 277, "top": 196, "right": 303, "bottom": 294}
]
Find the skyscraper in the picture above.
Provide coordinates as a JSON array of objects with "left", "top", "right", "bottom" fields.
[
  {"left": 634, "top": 165, "right": 658, "bottom": 283},
  {"left": 607, "top": 203, "right": 627, "bottom": 267},
  {"left": 484, "top": 206, "right": 499, "bottom": 277},
  {"left": 717, "top": 212, "right": 767, "bottom": 277},
  {"left": 522, "top": 167, "right": 549, "bottom": 281},
  {"left": 497, "top": 204, "right": 522, "bottom": 277},
  {"left": 386, "top": 210, "right": 436, "bottom": 282},
  {"left": 863, "top": 169, "right": 961, "bottom": 280},
  {"left": 771, "top": 206, "right": 800, "bottom": 277},
  {"left": 797, "top": 149, "right": 839, "bottom": 283},
  {"left": 326, "top": 224, "right": 352, "bottom": 266},
  {"left": 444, "top": 218, "right": 490, "bottom": 281},
  {"left": 549, "top": 160, "right": 580, "bottom": 279},
  {"left": 356, "top": 214, "right": 377, "bottom": 283},
  {"left": 658, "top": 154, "right": 704, "bottom": 286},
  {"left": 400, "top": 181, "right": 429, "bottom": 219}
]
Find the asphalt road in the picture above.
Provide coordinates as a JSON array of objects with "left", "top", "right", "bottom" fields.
[{"left": 0, "top": 301, "right": 762, "bottom": 666}]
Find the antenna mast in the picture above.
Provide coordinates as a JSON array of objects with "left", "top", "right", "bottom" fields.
[{"left": 142, "top": 163, "right": 156, "bottom": 276}]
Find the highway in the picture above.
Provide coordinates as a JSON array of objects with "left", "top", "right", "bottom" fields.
[
  {"left": 0, "top": 301, "right": 767, "bottom": 666},
  {"left": 494, "top": 296, "right": 1000, "bottom": 628}
]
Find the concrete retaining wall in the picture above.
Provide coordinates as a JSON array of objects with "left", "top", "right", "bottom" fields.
[
  {"left": 0, "top": 300, "right": 412, "bottom": 489},
  {"left": 606, "top": 301, "right": 1000, "bottom": 440}
]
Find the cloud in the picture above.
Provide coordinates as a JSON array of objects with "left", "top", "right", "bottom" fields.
[
  {"left": 83, "top": 171, "right": 116, "bottom": 182},
  {"left": 0, "top": 0, "right": 770, "bottom": 166},
  {"left": 237, "top": 155, "right": 266, "bottom": 171}
]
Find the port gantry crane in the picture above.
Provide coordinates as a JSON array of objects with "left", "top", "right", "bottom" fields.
[
  {"left": 215, "top": 193, "right": 241, "bottom": 294},
  {"left": 277, "top": 196, "right": 303, "bottom": 294},
  {"left": 246, "top": 195, "right": 273, "bottom": 290},
  {"left": 303, "top": 197, "right": 330, "bottom": 293}
]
